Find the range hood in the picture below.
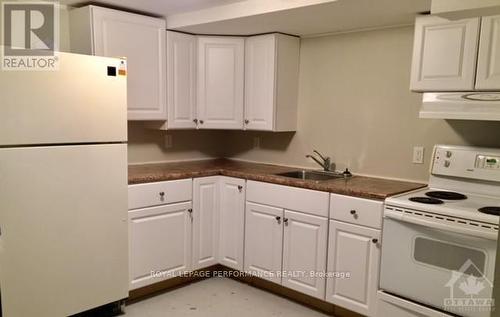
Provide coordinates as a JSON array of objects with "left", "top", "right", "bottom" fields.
[{"left": 420, "top": 92, "right": 500, "bottom": 121}]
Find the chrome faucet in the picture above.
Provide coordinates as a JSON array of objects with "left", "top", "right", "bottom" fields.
[{"left": 306, "top": 150, "right": 332, "bottom": 172}]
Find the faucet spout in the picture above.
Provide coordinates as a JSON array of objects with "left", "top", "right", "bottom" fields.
[{"left": 306, "top": 151, "right": 332, "bottom": 172}]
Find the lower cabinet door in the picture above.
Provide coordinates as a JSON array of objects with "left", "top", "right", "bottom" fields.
[
  {"left": 326, "top": 220, "right": 381, "bottom": 317},
  {"left": 282, "top": 210, "right": 328, "bottom": 299},
  {"left": 218, "top": 177, "right": 245, "bottom": 270},
  {"left": 129, "top": 202, "right": 192, "bottom": 290},
  {"left": 244, "top": 202, "right": 283, "bottom": 284},
  {"left": 192, "top": 177, "right": 220, "bottom": 270}
]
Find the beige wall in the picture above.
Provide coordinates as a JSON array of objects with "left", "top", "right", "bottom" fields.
[
  {"left": 127, "top": 123, "right": 225, "bottom": 164},
  {"left": 222, "top": 27, "right": 500, "bottom": 182}
]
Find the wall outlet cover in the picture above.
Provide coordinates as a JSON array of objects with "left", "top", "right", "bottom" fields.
[{"left": 413, "top": 146, "right": 425, "bottom": 164}]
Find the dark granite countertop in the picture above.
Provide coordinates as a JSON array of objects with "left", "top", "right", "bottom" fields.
[{"left": 128, "top": 159, "right": 426, "bottom": 200}]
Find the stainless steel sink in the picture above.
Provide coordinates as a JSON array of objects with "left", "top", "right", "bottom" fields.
[{"left": 275, "top": 170, "right": 347, "bottom": 181}]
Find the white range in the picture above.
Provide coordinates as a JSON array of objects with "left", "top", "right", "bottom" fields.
[{"left": 379, "top": 145, "right": 499, "bottom": 317}]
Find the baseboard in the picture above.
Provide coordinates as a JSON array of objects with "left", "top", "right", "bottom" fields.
[{"left": 127, "top": 265, "right": 364, "bottom": 317}]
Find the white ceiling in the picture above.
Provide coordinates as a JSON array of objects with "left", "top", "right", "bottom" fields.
[
  {"left": 61, "top": 0, "right": 432, "bottom": 36},
  {"left": 60, "top": 0, "right": 246, "bottom": 16},
  {"left": 168, "top": 0, "right": 432, "bottom": 36}
]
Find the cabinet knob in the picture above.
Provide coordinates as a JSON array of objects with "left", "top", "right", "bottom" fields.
[
  {"left": 238, "top": 185, "right": 243, "bottom": 192},
  {"left": 275, "top": 216, "right": 281, "bottom": 224},
  {"left": 244, "top": 119, "right": 249, "bottom": 124},
  {"left": 159, "top": 192, "right": 165, "bottom": 197},
  {"left": 188, "top": 208, "right": 193, "bottom": 213},
  {"left": 350, "top": 210, "right": 357, "bottom": 215},
  {"left": 372, "top": 238, "right": 378, "bottom": 244},
  {"left": 283, "top": 218, "right": 289, "bottom": 226},
  {"left": 193, "top": 118, "right": 198, "bottom": 124},
  {"left": 199, "top": 120, "right": 204, "bottom": 124}
]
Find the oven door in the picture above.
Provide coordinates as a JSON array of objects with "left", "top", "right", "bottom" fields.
[{"left": 380, "top": 209, "right": 497, "bottom": 317}]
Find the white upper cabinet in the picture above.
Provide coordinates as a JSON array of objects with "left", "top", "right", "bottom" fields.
[
  {"left": 166, "top": 31, "right": 197, "bottom": 128},
  {"left": 218, "top": 177, "right": 245, "bottom": 271},
  {"left": 326, "top": 220, "right": 381, "bottom": 317},
  {"left": 197, "top": 37, "right": 245, "bottom": 129},
  {"left": 244, "top": 34, "right": 300, "bottom": 131},
  {"left": 476, "top": 15, "right": 500, "bottom": 90},
  {"left": 410, "top": 16, "right": 480, "bottom": 92},
  {"left": 69, "top": 6, "right": 167, "bottom": 120},
  {"left": 282, "top": 210, "right": 328, "bottom": 299}
]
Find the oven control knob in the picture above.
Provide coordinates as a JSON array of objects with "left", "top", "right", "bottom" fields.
[{"left": 444, "top": 160, "right": 451, "bottom": 168}]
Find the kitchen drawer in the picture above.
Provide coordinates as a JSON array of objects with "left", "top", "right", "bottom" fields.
[
  {"left": 246, "top": 180, "right": 329, "bottom": 217},
  {"left": 128, "top": 179, "right": 192, "bottom": 210},
  {"left": 330, "top": 193, "right": 383, "bottom": 229}
]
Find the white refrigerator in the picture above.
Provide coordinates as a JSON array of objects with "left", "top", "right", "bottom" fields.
[{"left": 0, "top": 52, "right": 129, "bottom": 316}]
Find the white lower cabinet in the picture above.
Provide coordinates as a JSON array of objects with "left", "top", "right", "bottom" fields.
[
  {"left": 244, "top": 202, "right": 284, "bottom": 284},
  {"left": 192, "top": 176, "right": 220, "bottom": 270},
  {"left": 326, "top": 220, "right": 381, "bottom": 317},
  {"left": 218, "top": 177, "right": 246, "bottom": 270},
  {"left": 282, "top": 210, "right": 328, "bottom": 298},
  {"left": 128, "top": 202, "right": 192, "bottom": 290}
]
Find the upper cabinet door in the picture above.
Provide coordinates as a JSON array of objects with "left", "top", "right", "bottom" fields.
[
  {"left": 326, "top": 220, "right": 381, "bottom": 317},
  {"left": 410, "top": 16, "right": 480, "bottom": 92},
  {"left": 282, "top": 210, "right": 328, "bottom": 299},
  {"left": 244, "top": 34, "right": 276, "bottom": 131},
  {"left": 91, "top": 7, "right": 167, "bottom": 120},
  {"left": 244, "top": 34, "right": 299, "bottom": 132},
  {"left": 476, "top": 15, "right": 500, "bottom": 90},
  {"left": 166, "top": 31, "right": 197, "bottom": 129},
  {"left": 197, "top": 37, "right": 244, "bottom": 129},
  {"left": 192, "top": 177, "right": 220, "bottom": 270},
  {"left": 218, "top": 177, "right": 245, "bottom": 271}
]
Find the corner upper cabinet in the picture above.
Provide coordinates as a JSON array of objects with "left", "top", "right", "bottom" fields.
[
  {"left": 197, "top": 37, "right": 245, "bottom": 129},
  {"left": 69, "top": 6, "right": 167, "bottom": 120},
  {"left": 410, "top": 16, "right": 480, "bottom": 92},
  {"left": 166, "top": 31, "right": 197, "bottom": 129},
  {"left": 244, "top": 34, "right": 300, "bottom": 131},
  {"left": 476, "top": 15, "right": 500, "bottom": 90}
]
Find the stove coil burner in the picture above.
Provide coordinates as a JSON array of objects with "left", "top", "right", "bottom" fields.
[
  {"left": 409, "top": 197, "right": 444, "bottom": 205},
  {"left": 425, "top": 191, "right": 467, "bottom": 200},
  {"left": 478, "top": 207, "right": 500, "bottom": 216}
]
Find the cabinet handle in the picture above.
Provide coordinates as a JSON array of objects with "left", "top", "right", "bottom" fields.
[
  {"left": 372, "top": 238, "right": 378, "bottom": 244},
  {"left": 275, "top": 216, "right": 281, "bottom": 224},
  {"left": 238, "top": 185, "right": 243, "bottom": 192},
  {"left": 283, "top": 218, "right": 289, "bottom": 226},
  {"left": 193, "top": 118, "right": 198, "bottom": 124},
  {"left": 244, "top": 119, "right": 249, "bottom": 124}
]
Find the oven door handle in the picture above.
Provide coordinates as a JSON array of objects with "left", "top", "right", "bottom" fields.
[{"left": 384, "top": 209, "right": 498, "bottom": 240}]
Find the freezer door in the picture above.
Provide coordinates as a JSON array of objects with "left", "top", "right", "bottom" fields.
[
  {"left": 0, "top": 144, "right": 128, "bottom": 317},
  {"left": 0, "top": 52, "right": 127, "bottom": 146}
]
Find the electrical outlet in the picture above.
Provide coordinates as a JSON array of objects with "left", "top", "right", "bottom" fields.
[
  {"left": 253, "top": 137, "right": 260, "bottom": 149},
  {"left": 413, "top": 146, "right": 424, "bottom": 164},
  {"left": 164, "top": 135, "right": 173, "bottom": 149}
]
